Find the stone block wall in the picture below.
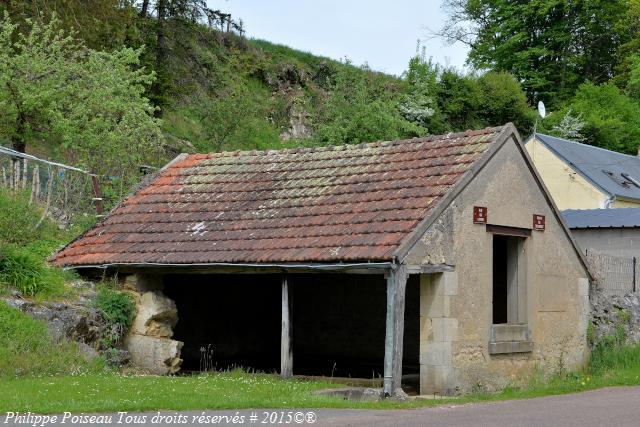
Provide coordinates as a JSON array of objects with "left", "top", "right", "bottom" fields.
[
  {"left": 420, "top": 272, "right": 459, "bottom": 395},
  {"left": 123, "top": 274, "right": 183, "bottom": 375}
]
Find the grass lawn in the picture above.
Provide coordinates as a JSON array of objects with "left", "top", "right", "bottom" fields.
[
  {"left": 0, "top": 371, "right": 425, "bottom": 414},
  {"left": 1, "top": 363, "right": 640, "bottom": 414}
]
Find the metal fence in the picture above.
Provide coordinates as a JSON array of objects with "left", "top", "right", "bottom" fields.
[
  {"left": 0, "top": 145, "right": 103, "bottom": 226},
  {"left": 586, "top": 249, "right": 638, "bottom": 296}
]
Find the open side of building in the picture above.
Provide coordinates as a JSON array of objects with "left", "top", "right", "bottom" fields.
[{"left": 54, "top": 124, "right": 590, "bottom": 396}]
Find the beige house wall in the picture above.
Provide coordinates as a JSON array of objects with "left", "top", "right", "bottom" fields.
[
  {"left": 407, "top": 135, "right": 590, "bottom": 394},
  {"left": 612, "top": 198, "right": 640, "bottom": 208},
  {"left": 525, "top": 138, "right": 609, "bottom": 210}
]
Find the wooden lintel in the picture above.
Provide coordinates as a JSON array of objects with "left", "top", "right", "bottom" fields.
[{"left": 405, "top": 264, "right": 455, "bottom": 275}]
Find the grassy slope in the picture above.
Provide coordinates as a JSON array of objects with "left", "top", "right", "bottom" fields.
[
  {"left": 161, "top": 34, "right": 404, "bottom": 153},
  {"left": 2, "top": 344, "right": 640, "bottom": 413}
]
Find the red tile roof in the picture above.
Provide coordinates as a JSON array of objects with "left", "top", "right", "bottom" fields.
[{"left": 53, "top": 126, "right": 509, "bottom": 266}]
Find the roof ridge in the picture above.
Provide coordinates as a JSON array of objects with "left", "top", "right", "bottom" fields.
[
  {"left": 536, "top": 133, "right": 640, "bottom": 160},
  {"left": 185, "top": 126, "right": 505, "bottom": 160}
]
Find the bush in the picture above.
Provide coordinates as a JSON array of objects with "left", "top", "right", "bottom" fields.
[
  {"left": 94, "top": 287, "right": 135, "bottom": 330},
  {"left": 0, "top": 301, "right": 102, "bottom": 377},
  {"left": 0, "top": 245, "right": 65, "bottom": 297}
]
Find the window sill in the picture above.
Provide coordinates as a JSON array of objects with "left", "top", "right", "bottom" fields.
[{"left": 489, "top": 324, "right": 533, "bottom": 355}]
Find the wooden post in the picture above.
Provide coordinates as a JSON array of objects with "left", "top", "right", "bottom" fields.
[
  {"left": 281, "top": 274, "right": 293, "bottom": 378},
  {"left": 22, "top": 158, "right": 27, "bottom": 189},
  {"left": 383, "top": 265, "right": 407, "bottom": 397},
  {"left": 91, "top": 175, "right": 104, "bottom": 215}
]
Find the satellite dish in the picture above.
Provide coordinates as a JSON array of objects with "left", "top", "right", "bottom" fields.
[{"left": 538, "top": 101, "right": 546, "bottom": 119}]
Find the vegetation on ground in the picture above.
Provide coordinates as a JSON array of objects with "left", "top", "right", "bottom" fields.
[
  {"left": 1, "top": 337, "right": 639, "bottom": 413},
  {"left": 0, "top": 301, "right": 103, "bottom": 378},
  {"left": 0, "top": 188, "right": 79, "bottom": 298}
]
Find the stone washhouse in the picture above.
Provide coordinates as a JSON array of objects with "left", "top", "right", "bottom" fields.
[{"left": 54, "top": 124, "right": 591, "bottom": 397}]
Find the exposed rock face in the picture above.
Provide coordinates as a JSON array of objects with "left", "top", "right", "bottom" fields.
[
  {"left": 1, "top": 281, "right": 131, "bottom": 366},
  {"left": 124, "top": 274, "right": 183, "bottom": 374},
  {"left": 125, "top": 334, "right": 183, "bottom": 375},
  {"left": 131, "top": 291, "right": 178, "bottom": 338},
  {"left": 590, "top": 288, "right": 640, "bottom": 345},
  {"left": 3, "top": 297, "right": 103, "bottom": 344},
  {"left": 280, "top": 93, "right": 313, "bottom": 141}
]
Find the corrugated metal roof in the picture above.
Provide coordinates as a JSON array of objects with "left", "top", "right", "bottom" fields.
[
  {"left": 53, "top": 126, "right": 507, "bottom": 266},
  {"left": 562, "top": 208, "right": 640, "bottom": 229},
  {"left": 531, "top": 133, "right": 640, "bottom": 201}
]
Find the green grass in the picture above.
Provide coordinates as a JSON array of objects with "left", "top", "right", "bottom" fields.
[
  {"left": 0, "top": 371, "right": 425, "bottom": 413},
  {"left": 0, "top": 301, "right": 104, "bottom": 378},
  {"left": 0, "top": 188, "right": 83, "bottom": 298},
  {"left": 2, "top": 344, "right": 640, "bottom": 414}
]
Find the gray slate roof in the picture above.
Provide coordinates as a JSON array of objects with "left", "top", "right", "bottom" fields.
[
  {"left": 529, "top": 134, "right": 640, "bottom": 202},
  {"left": 562, "top": 208, "right": 640, "bottom": 229}
]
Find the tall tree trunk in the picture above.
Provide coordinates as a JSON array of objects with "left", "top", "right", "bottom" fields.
[
  {"left": 140, "top": 0, "right": 150, "bottom": 17},
  {"left": 154, "top": 0, "right": 167, "bottom": 117}
]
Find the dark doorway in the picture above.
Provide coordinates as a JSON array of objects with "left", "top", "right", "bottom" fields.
[
  {"left": 164, "top": 272, "right": 419, "bottom": 386},
  {"left": 165, "top": 274, "right": 281, "bottom": 373},
  {"left": 492, "top": 234, "right": 525, "bottom": 324}
]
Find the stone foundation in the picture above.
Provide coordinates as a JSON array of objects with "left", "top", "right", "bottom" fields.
[{"left": 124, "top": 274, "right": 183, "bottom": 374}]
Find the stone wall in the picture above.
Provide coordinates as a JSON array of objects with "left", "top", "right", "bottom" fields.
[
  {"left": 407, "top": 135, "right": 590, "bottom": 394},
  {"left": 590, "top": 288, "right": 640, "bottom": 346},
  {"left": 123, "top": 274, "right": 183, "bottom": 375}
]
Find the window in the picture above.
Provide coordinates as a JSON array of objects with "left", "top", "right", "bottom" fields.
[{"left": 492, "top": 234, "right": 526, "bottom": 325}]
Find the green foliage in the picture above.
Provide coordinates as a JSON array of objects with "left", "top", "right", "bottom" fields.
[
  {"left": 476, "top": 71, "right": 534, "bottom": 131},
  {"left": 553, "top": 83, "right": 640, "bottom": 154},
  {"left": 0, "top": 188, "right": 75, "bottom": 298},
  {"left": 398, "top": 51, "right": 439, "bottom": 130},
  {"left": 626, "top": 54, "right": 640, "bottom": 99},
  {"left": 0, "top": 245, "right": 65, "bottom": 297},
  {"left": 442, "top": 0, "right": 630, "bottom": 105},
  {"left": 314, "top": 62, "right": 421, "bottom": 146},
  {"left": 0, "top": 189, "right": 48, "bottom": 246},
  {"left": 0, "top": 12, "right": 164, "bottom": 199},
  {"left": 0, "top": 301, "right": 102, "bottom": 377},
  {"left": 94, "top": 287, "right": 135, "bottom": 330}
]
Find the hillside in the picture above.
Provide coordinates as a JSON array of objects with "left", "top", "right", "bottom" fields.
[{"left": 0, "top": 0, "right": 534, "bottom": 205}]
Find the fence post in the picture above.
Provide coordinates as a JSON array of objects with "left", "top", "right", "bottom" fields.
[
  {"left": 634, "top": 257, "right": 637, "bottom": 294},
  {"left": 91, "top": 175, "right": 104, "bottom": 215}
]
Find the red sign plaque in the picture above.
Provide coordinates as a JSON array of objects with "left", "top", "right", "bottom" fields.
[
  {"left": 533, "top": 214, "right": 546, "bottom": 231},
  {"left": 473, "top": 206, "right": 488, "bottom": 224}
]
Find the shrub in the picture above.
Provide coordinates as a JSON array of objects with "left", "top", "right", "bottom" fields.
[
  {"left": 94, "top": 287, "right": 135, "bottom": 330},
  {"left": 0, "top": 245, "right": 65, "bottom": 297},
  {"left": 0, "top": 301, "right": 102, "bottom": 377}
]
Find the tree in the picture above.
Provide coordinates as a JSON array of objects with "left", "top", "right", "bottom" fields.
[
  {"left": 398, "top": 49, "right": 440, "bottom": 131},
  {"left": 314, "top": 63, "right": 422, "bottom": 146},
  {"left": 0, "top": 13, "right": 163, "bottom": 197},
  {"left": 553, "top": 83, "right": 640, "bottom": 154},
  {"left": 551, "top": 109, "right": 586, "bottom": 141},
  {"left": 439, "top": 0, "right": 629, "bottom": 105},
  {"left": 476, "top": 71, "right": 534, "bottom": 131}
]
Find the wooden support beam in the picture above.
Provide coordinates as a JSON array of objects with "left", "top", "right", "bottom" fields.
[
  {"left": 383, "top": 265, "right": 408, "bottom": 397},
  {"left": 280, "top": 275, "right": 293, "bottom": 378}
]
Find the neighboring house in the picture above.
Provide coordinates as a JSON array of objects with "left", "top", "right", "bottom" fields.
[
  {"left": 563, "top": 208, "right": 640, "bottom": 258},
  {"left": 525, "top": 133, "right": 640, "bottom": 210},
  {"left": 54, "top": 124, "right": 590, "bottom": 396}
]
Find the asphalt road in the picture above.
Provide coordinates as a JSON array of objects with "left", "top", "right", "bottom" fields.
[
  {"left": 3, "top": 387, "right": 639, "bottom": 427},
  {"left": 314, "top": 386, "right": 640, "bottom": 426}
]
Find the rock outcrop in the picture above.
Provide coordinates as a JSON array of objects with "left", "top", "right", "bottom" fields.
[
  {"left": 124, "top": 274, "right": 183, "bottom": 375},
  {"left": 1, "top": 281, "right": 131, "bottom": 366}
]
